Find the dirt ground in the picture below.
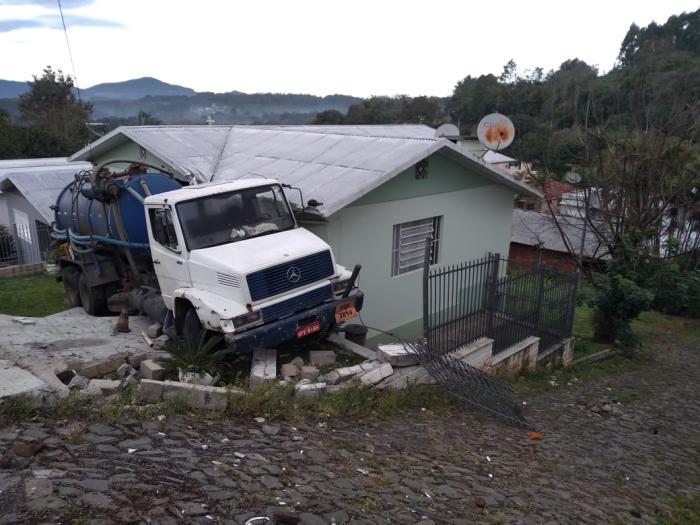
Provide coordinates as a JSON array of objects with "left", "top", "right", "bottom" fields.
[{"left": 0, "top": 331, "right": 698, "bottom": 525}]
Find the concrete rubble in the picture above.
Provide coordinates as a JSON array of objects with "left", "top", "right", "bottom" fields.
[
  {"left": 1, "top": 306, "right": 537, "bottom": 412},
  {"left": 249, "top": 348, "right": 277, "bottom": 388},
  {"left": 0, "top": 309, "right": 166, "bottom": 402}
]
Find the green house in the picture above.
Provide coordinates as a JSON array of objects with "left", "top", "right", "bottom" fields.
[{"left": 70, "top": 125, "right": 538, "bottom": 343}]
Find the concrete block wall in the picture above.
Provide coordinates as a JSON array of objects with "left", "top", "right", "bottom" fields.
[{"left": 489, "top": 336, "right": 540, "bottom": 376}]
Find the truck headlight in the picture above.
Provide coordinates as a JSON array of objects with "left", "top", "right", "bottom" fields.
[
  {"left": 232, "top": 310, "right": 262, "bottom": 329},
  {"left": 332, "top": 279, "right": 353, "bottom": 295}
]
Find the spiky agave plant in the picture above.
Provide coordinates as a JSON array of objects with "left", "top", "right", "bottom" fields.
[{"left": 159, "top": 331, "right": 232, "bottom": 378}]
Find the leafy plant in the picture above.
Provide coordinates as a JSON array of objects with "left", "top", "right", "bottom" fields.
[
  {"left": 43, "top": 248, "right": 59, "bottom": 265},
  {"left": 159, "top": 332, "right": 231, "bottom": 377},
  {"left": 589, "top": 273, "right": 653, "bottom": 347}
]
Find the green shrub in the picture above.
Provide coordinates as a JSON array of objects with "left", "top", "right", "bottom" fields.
[
  {"left": 590, "top": 274, "right": 653, "bottom": 347},
  {"left": 647, "top": 262, "right": 688, "bottom": 315},
  {"left": 159, "top": 332, "right": 232, "bottom": 377},
  {"left": 687, "top": 272, "right": 700, "bottom": 318}
]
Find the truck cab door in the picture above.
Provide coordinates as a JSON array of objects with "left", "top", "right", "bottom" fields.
[{"left": 146, "top": 206, "right": 191, "bottom": 304}]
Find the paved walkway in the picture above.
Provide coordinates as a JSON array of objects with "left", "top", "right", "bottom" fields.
[{"left": 0, "top": 333, "right": 698, "bottom": 524}]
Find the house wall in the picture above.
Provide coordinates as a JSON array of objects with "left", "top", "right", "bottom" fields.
[
  {"left": 508, "top": 242, "right": 578, "bottom": 272},
  {"left": 0, "top": 189, "right": 49, "bottom": 264},
  {"left": 92, "top": 141, "right": 181, "bottom": 177},
  {"left": 320, "top": 153, "right": 516, "bottom": 342},
  {"left": 0, "top": 193, "right": 10, "bottom": 229}
]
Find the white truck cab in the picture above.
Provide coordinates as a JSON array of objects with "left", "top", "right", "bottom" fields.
[{"left": 143, "top": 178, "right": 363, "bottom": 351}]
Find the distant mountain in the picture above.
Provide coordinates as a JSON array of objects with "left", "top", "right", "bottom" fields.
[
  {"left": 0, "top": 76, "right": 361, "bottom": 125},
  {"left": 91, "top": 92, "right": 362, "bottom": 125},
  {"left": 0, "top": 79, "right": 28, "bottom": 99},
  {"left": 81, "top": 77, "right": 196, "bottom": 100}
]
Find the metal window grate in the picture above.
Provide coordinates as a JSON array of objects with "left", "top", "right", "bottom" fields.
[{"left": 392, "top": 216, "right": 441, "bottom": 276}]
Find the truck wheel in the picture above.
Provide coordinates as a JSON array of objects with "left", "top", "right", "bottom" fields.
[
  {"left": 62, "top": 266, "right": 82, "bottom": 308},
  {"left": 79, "top": 273, "right": 107, "bottom": 316},
  {"left": 183, "top": 307, "right": 204, "bottom": 349}
]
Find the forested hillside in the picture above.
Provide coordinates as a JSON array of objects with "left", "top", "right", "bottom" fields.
[{"left": 318, "top": 9, "right": 699, "bottom": 176}]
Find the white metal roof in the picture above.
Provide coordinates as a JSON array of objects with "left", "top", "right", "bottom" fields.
[
  {"left": 71, "top": 125, "right": 540, "bottom": 217},
  {"left": 511, "top": 208, "right": 608, "bottom": 260},
  {"left": 483, "top": 150, "right": 516, "bottom": 164},
  {"left": 0, "top": 157, "right": 74, "bottom": 170},
  {"left": 145, "top": 178, "right": 280, "bottom": 204},
  {"left": 0, "top": 160, "right": 91, "bottom": 223}
]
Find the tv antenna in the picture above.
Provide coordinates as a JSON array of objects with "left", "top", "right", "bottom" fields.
[
  {"left": 476, "top": 113, "right": 515, "bottom": 152},
  {"left": 565, "top": 172, "right": 582, "bottom": 184}
]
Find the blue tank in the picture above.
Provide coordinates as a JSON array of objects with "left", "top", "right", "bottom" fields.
[{"left": 55, "top": 173, "right": 182, "bottom": 244}]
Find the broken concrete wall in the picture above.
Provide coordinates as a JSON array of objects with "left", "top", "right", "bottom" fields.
[
  {"left": 489, "top": 336, "right": 539, "bottom": 376},
  {"left": 537, "top": 337, "right": 575, "bottom": 369}
]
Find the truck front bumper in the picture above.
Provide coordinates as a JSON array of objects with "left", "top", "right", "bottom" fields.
[{"left": 224, "top": 292, "right": 364, "bottom": 353}]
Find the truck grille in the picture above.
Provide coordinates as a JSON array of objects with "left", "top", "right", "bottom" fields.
[
  {"left": 261, "top": 285, "right": 332, "bottom": 321},
  {"left": 247, "top": 250, "right": 334, "bottom": 301}
]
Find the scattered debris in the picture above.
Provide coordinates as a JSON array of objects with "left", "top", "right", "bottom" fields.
[
  {"left": 140, "top": 359, "right": 164, "bottom": 381},
  {"left": 299, "top": 365, "right": 320, "bottom": 381},
  {"left": 308, "top": 350, "right": 337, "bottom": 366},
  {"left": 591, "top": 400, "right": 623, "bottom": 416},
  {"left": 250, "top": 348, "right": 277, "bottom": 388},
  {"left": 141, "top": 331, "right": 155, "bottom": 348},
  {"left": 377, "top": 343, "right": 419, "bottom": 367},
  {"left": 13, "top": 441, "right": 45, "bottom": 457},
  {"left": 295, "top": 380, "right": 326, "bottom": 399}
]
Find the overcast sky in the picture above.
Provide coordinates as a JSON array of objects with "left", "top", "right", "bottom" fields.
[{"left": 0, "top": 0, "right": 697, "bottom": 97}]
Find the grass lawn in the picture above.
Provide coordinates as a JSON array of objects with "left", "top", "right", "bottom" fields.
[
  {"left": 512, "top": 304, "right": 700, "bottom": 396},
  {"left": 571, "top": 304, "right": 609, "bottom": 358},
  {"left": 0, "top": 272, "right": 66, "bottom": 317}
]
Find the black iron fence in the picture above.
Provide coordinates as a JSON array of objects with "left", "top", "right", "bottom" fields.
[
  {"left": 0, "top": 222, "right": 53, "bottom": 268},
  {"left": 423, "top": 245, "right": 578, "bottom": 355}
]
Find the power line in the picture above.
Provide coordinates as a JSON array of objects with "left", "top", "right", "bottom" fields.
[{"left": 56, "top": 0, "right": 83, "bottom": 104}]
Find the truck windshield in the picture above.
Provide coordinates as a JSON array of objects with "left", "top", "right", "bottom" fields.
[{"left": 176, "top": 184, "right": 295, "bottom": 250}]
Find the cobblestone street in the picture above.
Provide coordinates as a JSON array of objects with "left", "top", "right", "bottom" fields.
[{"left": 1, "top": 332, "right": 698, "bottom": 525}]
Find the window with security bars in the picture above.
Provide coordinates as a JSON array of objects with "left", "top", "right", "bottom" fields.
[{"left": 391, "top": 216, "right": 441, "bottom": 276}]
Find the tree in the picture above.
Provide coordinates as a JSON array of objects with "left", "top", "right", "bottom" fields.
[
  {"left": 18, "top": 66, "right": 93, "bottom": 154},
  {"left": 313, "top": 109, "right": 345, "bottom": 124},
  {"left": 0, "top": 110, "right": 22, "bottom": 158}
]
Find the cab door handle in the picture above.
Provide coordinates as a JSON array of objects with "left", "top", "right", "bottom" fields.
[{"left": 153, "top": 259, "right": 161, "bottom": 264}]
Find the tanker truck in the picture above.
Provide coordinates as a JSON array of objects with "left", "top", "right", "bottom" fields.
[{"left": 52, "top": 160, "right": 364, "bottom": 352}]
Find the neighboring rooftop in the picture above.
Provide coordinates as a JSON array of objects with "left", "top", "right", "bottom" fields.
[
  {"left": 511, "top": 208, "right": 609, "bottom": 260},
  {"left": 70, "top": 124, "right": 540, "bottom": 217},
  {"left": 0, "top": 157, "right": 76, "bottom": 171},
  {"left": 0, "top": 159, "right": 91, "bottom": 223}
]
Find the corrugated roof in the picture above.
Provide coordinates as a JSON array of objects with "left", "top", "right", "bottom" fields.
[
  {"left": 483, "top": 150, "right": 516, "bottom": 164},
  {"left": 511, "top": 208, "right": 608, "bottom": 260},
  {"left": 0, "top": 157, "right": 74, "bottom": 169},
  {"left": 0, "top": 160, "right": 91, "bottom": 223},
  {"left": 71, "top": 125, "right": 540, "bottom": 217}
]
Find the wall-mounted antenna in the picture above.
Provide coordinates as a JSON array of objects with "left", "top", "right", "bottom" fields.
[{"left": 476, "top": 113, "right": 515, "bottom": 156}]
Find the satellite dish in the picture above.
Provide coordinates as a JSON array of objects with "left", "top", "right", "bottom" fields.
[
  {"left": 476, "top": 113, "right": 515, "bottom": 151},
  {"left": 435, "top": 123, "right": 460, "bottom": 139},
  {"left": 565, "top": 172, "right": 582, "bottom": 184}
]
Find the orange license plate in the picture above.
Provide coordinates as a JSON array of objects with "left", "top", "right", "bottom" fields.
[
  {"left": 296, "top": 320, "right": 321, "bottom": 338},
  {"left": 335, "top": 300, "right": 357, "bottom": 323}
]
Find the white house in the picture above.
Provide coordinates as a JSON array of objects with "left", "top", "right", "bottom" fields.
[{"left": 0, "top": 158, "right": 91, "bottom": 267}]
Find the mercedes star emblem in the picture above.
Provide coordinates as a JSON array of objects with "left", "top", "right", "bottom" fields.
[{"left": 286, "top": 266, "right": 301, "bottom": 283}]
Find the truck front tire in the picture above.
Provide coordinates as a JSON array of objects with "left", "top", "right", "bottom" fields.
[{"left": 183, "top": 307, "right": 204, "bottom": 349}]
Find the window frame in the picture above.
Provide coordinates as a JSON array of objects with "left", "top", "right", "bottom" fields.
[
  {"left": 148, "top": 207, "right": 180, "bottom": 253},
  {"left": 391, "top": 216, "right": 442, "bottom": 277}
]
